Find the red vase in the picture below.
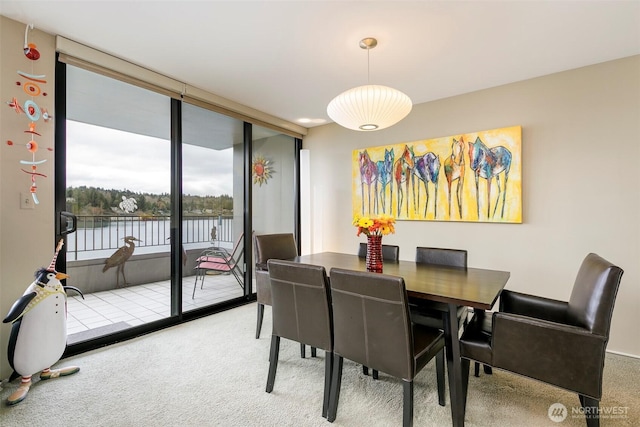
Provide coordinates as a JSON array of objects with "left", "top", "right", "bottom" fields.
[{"left": 366, "top": 235, "right": 384, "bottom": 273}]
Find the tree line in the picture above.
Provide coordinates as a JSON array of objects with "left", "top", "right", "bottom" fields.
[{"left": 66, "top": 186, "right": 233, "bottom": 216}]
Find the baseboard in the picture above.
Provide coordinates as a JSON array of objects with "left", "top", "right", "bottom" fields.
[{"left": 607, "top": 349, "right": 640, "bottom": 359}]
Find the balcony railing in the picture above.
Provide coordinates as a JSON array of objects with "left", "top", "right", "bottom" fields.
[{"left": 66, "top": 215, "right": 235, "bottom": 261}]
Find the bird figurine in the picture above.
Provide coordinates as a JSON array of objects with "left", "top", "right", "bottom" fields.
[
  {"left": 103, "top": 236, "right": 141, "bottom": 287},
  {"left": 3, "top": 239, "right": 84, "bottom": 405}
]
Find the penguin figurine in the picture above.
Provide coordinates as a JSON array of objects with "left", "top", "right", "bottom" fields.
[{"left": 2, "top": 239, "right": 84, "bottom": 405}]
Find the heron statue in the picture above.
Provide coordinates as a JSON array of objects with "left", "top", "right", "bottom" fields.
[{"left": 103, "top": 236, "right": 142, "bottom": 288}]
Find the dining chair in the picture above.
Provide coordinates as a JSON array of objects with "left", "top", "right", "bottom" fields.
[
  {"left": 253, "top": 233, "right": 297, "bottom": 333},
  {"left": 460, "top": 253, "right": 623, "bottom": 427},
  {"left": 357, "top": 242, "right": 400, "bottom": 262},
  {"left": 192, "top": 232, "right": 244, "bottom": 298},
  {"left": 255, "top": 232, "right": 316, "bottom": 358},
  {"left": 357, "top": 241, "right": 400, "bottom": 379},
  {"left": 410, "top": 247, "right": 485, "bottom": 403},
  {"left": 327, "top": 268, "right": 445, "bottom": 426},
  {"left": 265, "top": 259, "right": 334, "bottom": 418}
]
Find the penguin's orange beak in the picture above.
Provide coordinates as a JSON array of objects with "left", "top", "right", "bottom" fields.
[{"left": 56, "top": 272, "right": 70, "bottom": 280}]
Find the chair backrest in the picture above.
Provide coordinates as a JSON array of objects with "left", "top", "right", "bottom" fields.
[
  {"left": 357, "top": 242, "right": 400, "bottom": 261},
  {"left": 567, "top": 253, "right": 624, "bottom": 336},
  {"left": 415, "top": 247, "right": 467, "bottom": 268},
  {"left": 254, "top": 233, "right": 298, "bottom": 270},
  {"left": 227, "top": 232, "right": 245, "bottom": 260},
  {"left": 329, "top": 268, "right": 414, "bottom": 380},
  {"left": 267, "top": 259, "right": 333, "bottom": 351}
]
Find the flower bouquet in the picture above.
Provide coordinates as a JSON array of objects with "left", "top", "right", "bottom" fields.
[{"left": 353, "top": 214, "right": 395, "bottom": 272}]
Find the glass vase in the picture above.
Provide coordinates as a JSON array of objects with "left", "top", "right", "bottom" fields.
[{"left": 366, "top": 235, "right": 384, "bottom": 273}]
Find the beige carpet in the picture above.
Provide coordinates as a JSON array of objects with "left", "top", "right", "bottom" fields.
[{"left": 1, "top": 303, "right": 638, "bottom": 427}]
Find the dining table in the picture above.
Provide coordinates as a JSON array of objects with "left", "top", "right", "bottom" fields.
[{"left": 291, "top": 251, "right": 511, "bottom": 427}]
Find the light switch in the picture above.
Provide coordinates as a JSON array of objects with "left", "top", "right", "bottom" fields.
[{"left": 20, "top": 193, "right": 35, "bottom": 209}]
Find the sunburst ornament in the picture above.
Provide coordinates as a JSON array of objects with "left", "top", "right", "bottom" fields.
[{"left": 252, "top": 155, "right": 274, "bottom": 186}]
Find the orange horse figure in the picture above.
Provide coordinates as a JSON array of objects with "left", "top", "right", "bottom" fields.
[
  {"left": 468, "top": 137, "right": 512, "bottom": 219},
  {"left": 393, "top": 145, "right": 415, "bottom": 217},
  {"left": 358, "top": 149, "right": 379, "bottom": 215},
  {"left": 444, "top": 137, "right": 465, "bottom": 219}
]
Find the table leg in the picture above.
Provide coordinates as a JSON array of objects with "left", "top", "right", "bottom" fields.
[{"left": 444, "top": 303, "right": 466, "bottom": 427}]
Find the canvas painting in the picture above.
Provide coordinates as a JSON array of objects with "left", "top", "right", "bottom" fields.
[{"left": 352, "top": 125, "right": 522, "bottom": 223}]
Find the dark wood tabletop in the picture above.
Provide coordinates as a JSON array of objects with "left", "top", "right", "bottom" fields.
[{"left": 293, "top": 252, "right": 510, "bottom": 310}]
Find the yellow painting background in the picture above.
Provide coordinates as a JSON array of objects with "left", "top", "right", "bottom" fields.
[{"left": 352, "top": 125, "right": 522, "bottom": 223}]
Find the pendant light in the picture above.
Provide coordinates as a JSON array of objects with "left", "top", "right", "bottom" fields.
[{"left": 327, "top": 37, "right": 412, "bottom": 131}]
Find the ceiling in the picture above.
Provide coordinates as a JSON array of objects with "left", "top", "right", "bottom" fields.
[{"left": 1, "top": 1, "right": 639, "bottom": 131}]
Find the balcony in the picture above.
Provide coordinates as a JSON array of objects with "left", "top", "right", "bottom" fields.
[{"left": 64, "top": 214, "right": 246, "bottom": 344}]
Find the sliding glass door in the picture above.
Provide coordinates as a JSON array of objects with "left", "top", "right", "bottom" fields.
[
  {"left": 63, "top": 64, "right": 173, "bottom": 343},
  {"left": 57, "top": 59, "right": 300, "bottom": 353},
  {"left": 181, "top": 102, "right": 245, "bottom": 311}
]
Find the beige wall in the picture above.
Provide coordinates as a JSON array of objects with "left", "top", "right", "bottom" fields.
[
  {"left": 303, "top": 55, "right": 640, "bottom": 357},
  {"left": 1, "top": 17, "right": 57, "bottom": 378}
]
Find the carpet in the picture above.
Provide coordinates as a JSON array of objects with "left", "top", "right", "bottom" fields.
[{"left": 1, "top": 303, "right": 638, "bottom": 426}]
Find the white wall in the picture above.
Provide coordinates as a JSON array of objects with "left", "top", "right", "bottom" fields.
[{"left": 303, "top": 55, "right": 640, "bottom": 357}]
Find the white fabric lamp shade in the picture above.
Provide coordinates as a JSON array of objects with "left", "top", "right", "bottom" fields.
[{"left": 327, "top": 84, "right": 412, "bottom": 131}]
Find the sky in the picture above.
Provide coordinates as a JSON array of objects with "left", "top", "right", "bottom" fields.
[{"left": 66, "top": 121, "right": 234, "bottom": 197}]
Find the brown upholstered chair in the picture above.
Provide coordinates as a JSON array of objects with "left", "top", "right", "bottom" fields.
[
  {"left": 357, "top": 241, "right": 400, "bottom": 379},
  {"left": 357, "top": 242, "right": 400, "bottom": 262},
  {"left": 265, "top": 260, "right": 334, "bottom": 418},
  {"left": 460, "top": 253, "right": 624, "bottom": 427},
  {"left": 409, "top": 247, "right": 483, "bottom": 404},
  {"left": 327, "top": 268, "right": 445, "bottom": 426},
  {"left": 254, "top": 233, "right": 298, "bottom": 339}
]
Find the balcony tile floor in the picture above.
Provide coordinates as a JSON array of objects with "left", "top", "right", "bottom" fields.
[{"left": 66, "top": 274, "right": 245, "bottom": 341}]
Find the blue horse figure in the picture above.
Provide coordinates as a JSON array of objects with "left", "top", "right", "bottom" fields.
[
  {"left": 468, "top": 137, "right": 512, "bottom": 219},
  {"left": 375, "top": 148, "right": 394, "bottom": 214},
  {"left": 412, "top": 152, "right": 440, "bottom": 218}
]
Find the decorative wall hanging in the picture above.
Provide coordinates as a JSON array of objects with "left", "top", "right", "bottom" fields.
[
  {"left": 352, "top": 125, "right": 522, "bottom": 223},
  {"left": 252, "top": 155, "right": 274, "bottom": 186},
  {"left": 5, "top": 24, "right": 52, "bottom": 205}
]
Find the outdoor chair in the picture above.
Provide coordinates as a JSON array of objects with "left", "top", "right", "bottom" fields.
[{"left": 192, "top": 232, "right": 244, "bottom": 298}]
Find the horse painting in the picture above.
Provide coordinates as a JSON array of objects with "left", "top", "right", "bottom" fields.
[
  {"left": 352, "top": 125, "right": 520, "bottom": 223},
  {"left": 412, "top": 151, "right": 440, "bottom": 218},
  {"left": 375, "top": 148, "right": 394, "bottom": 214},
  {"left": 358, "top": 150, "right": 379, "bottom": 215},
  {"left": 393, "top": 145, "right": 415, "bottom": 217},
  {"left": 468, "top": 137, "right": 512, "bottom": 219},
  {"left": 444, "top": 137, "right": 465, "bottom": 219}
]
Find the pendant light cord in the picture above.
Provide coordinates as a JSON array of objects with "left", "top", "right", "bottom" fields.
[{"left": 367, "top": 47, "right": 370, "bottom": 84}]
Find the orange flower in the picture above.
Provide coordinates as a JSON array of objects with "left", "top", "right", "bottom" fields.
[{"left": 353, "top": 214, "right": 396, "bottom": 236}]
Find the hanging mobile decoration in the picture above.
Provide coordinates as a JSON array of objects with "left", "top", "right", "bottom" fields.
[{"left": 5, "top": 23, "right": 51, "bottom": 205}]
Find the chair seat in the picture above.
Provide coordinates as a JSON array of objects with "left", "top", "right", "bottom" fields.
[
  {"left": 410, "top": 303, "right": 467, "bottom": 330},
  {"left": 197, "top": 261, "right": 234, "bottom": 272},
  {"left": 413, "top": 324, "right": 445, "bottom": 373},
  {"left": 460, "top": 313, "right": 493, "bottom": 366}
]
